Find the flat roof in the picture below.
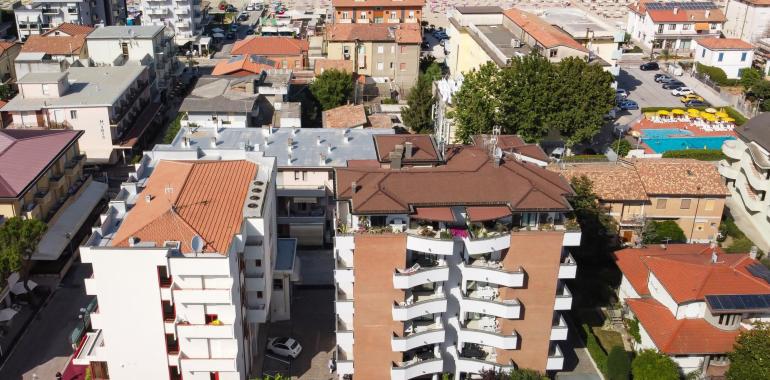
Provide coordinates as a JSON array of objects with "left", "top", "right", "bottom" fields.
[
  {"left": 530, "top": 7, "right": 618, "bottom": 39},
  {"left": 87, "top": 25, "right": 164, "bottom": 39},
  {"left": 455, "top": 5, "right": 503, "bottom": 14},
  {"left": 16, "top": 71, "right": 65, "bottom": 84},
  {"left": 180, "top": 76, "right": 261, "bottom": 114},
  {"left": 4, "top": 66, "right": 145, "bottom": 111},
  {"left": 476, "top": 25, "right": 533, "bottom": 59},
  {"left": 163, "top": 126, "right": 394, "bottom": 168},
  {"left": 275, "top": 238, "right": 297, "bottom": 271}
]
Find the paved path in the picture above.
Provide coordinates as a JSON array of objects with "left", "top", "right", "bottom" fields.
[{"left": 0, "top": 264, "right": 93, "bottom": 380}]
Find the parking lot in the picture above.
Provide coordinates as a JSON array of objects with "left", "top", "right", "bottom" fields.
[
  {"left": 616, "top": 66, "right": 684, "bottom": 109},
  {"left": 259, "top": 288, "right": 335, "bottom": 379}
]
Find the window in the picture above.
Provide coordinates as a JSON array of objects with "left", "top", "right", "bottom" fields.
[
  {"left": 281, "top": 60, "right": 288, "bottom": 68},
  {"left": 210, "top": 372, "right": 219, "bottom": 380},
  {"left": 704, "top": 199, "right": 715, "bottom": 211},
  {"left": 710, "top": 23, "right": 717, "bottom": 30},
  {"left": 658, "top": 24, "right": 664, "bottom": 33},
  {"left": 41, "top": 84, "right": 49, "bottom": 95},
  {"left": 741, "top": 52, "right": 747, "bottom": 62},
  {"left": 718, "top": 52, "right": 724, "bottom": 62},
  {"left": 390, "top": 11, "right": 397, "bottom": 20},
  {"left": 257, "top": 291, "right": 263, "bottom": 298},
  {"left": 294, "top": 171, "right": 307, "bottom": 181},
  {"left": 121, "top": 42, "right": 129, "bottom": 58},
  {"left": 359, "top": 12, "right": 366, "bottom": 20},
  {"left": 400, "top": 45, "right": 407, "bottom": 53},
  {"left": 680, "top": 198, "right": 691, "bottom": 209},
  {"left": 341, "top": 11, "right": 349, "bottom": 19},
  {"left": 668, "top": 24, "right": 676, "bottom": 30},
  {"left": 205, "top": 313, "right": 218, "bottom": 324},
  {"left": 389, "top": 62, "right": 394, "bottom": 69},
  {"left": 377, "top": 62, "right": 383, "bottom": 70},
  {"left": 273, "top": 279, "right": 284, "bottom": 290},
  {"left": 157, "top": 266, "right": 172, "bottom": 287},
  {"left": 377, "top": 46, "right": 383, "bottom": 54},
  {"left": 682, "top": 23, "right": 691, "bottom": 30},
  {"left": 656, "top": 199, "right": 667, "bottom": 209},
  {"left": 70, "top": 110, "right": 77, "bottom": 119},
  {"left": 408, "top": 10, "right": 415, "bottom": 18},
  {"left": 255, "top": 259, "right": 262, "bottom": 267},
  {"left": 295, "top": 60, "right": 301, "bottom": 69},
  {"left": 549, "top": 49, "right": 558, "bottom": 58},
  {"left": 343, "top": 46, "right": 351, "bottom": 58},
  {"left": 399, "top": 62, "right": 406, "bottom": 71},
  {"left": 701, "top": 48, "right": 706, "bottom": 58},
  {"left": 390, "top": 46, "right": 395, "bottom": 53}
]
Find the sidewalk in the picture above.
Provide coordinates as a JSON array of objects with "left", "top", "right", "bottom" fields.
[{"left": 676, "top": 72, "right": 727, "bottom": 108}]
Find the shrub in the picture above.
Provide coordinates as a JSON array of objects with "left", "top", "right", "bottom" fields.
[
  {"left": 607, "top": 346, "right": 631, "bottom": 380},
  {"left": 582, "top": 324, "right": 608, "bottom": 376},
  {"left": 642, "top": 220, "right": 686, "bottom": 244},
  {"left": 162, "top": 113, "right": 185, "bottom": 144},
  {"left": 627, "top": 318, "right": 641, "bottom": 344},
  {"left": 611, "top": 139, "right": 632, "bottom": 157},
  {"left": 381, "top": 98, "right": 398, "bottom": 104},
  {"left": 740, "top": 68, "right": 764, "bottom": 89},
  {"left": 562, "top": 154, "right": 609, "bottom": 163},
  {"left": 697, "top": 63, "right": 739, "bottom": 86},
  {"left": 661, "top": 149, "right": 726, "bottom": 161},
  {"left": 632, "top": 349, "right": 680, "bottom": 380},
  {"left": 727, "top": 323, "right": 770, "bottom": 380}
]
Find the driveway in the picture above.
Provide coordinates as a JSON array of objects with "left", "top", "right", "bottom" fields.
[{"left": 616, "top": 66, "right": 683, "bottom": 109}]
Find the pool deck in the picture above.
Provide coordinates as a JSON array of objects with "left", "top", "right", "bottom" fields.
[{"left": 630, "top": 118, "right": 736, "bottom": 154}]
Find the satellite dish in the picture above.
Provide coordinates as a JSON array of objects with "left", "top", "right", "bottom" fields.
[{"left": 191, "top": 235, "right": 204, "bottom": 253}]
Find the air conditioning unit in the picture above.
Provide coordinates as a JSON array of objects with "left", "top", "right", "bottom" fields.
[{"left": 511, "top": 38, "right": 522, "bottom": 48}]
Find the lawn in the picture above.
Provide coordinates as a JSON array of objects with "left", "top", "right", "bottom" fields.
[{"left": 593, "top": 327, "right": 625, "bottom": 352}]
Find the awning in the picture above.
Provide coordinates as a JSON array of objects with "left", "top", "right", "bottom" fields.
[
  {"left": 33, "top": 179, "right": 108, "bottom": 261},
  {"left": 467, "top": 206, "right": 511, "bottom": 222},
  {"left": 412, "top": 207, "right": 454, "bottom": 222},
  {"left": 695, "top": 22, "right": 709, "bottom": 31}
]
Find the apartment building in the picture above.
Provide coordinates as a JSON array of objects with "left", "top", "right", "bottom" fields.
[
  {"left": 446, "top": 7, "right": 590, "bottom": 77},
  {"left": 694, "top": 37, "right": 754, "bottom": 79},
  {"left": 230, "top": 37, "right": 309, "bottom": 70},
  {"left": 0, "top": 129, "right": 108, "bottom": 263},
  {"left": 333, "top": 135, "right": 580, "bottom": 378},
  {"left": 212, "top": 55, "right": 278, "bottom": 76},
  {"left": 14, "top": 0, "right": 124, "bottom": 42},
  {"left": 77, "top": 153, "right": 291, "bottom": 380},
  {"left": 616, "top": 244, "right": 770, "bottom": 377},
  {"left": 325, "top": 23, "right": 421, "bottom": 95},
  {"left": 331, "top": 0, "right": 424, "bottom": 24},
  {"left": 155, "top": 126, "right": 394, "bottom": 246},
  {"left": 140, "top": 0, "right": 207, "bottom": 44},
  {"left": 723, "top": 0, "right": 770, "bottom": 43},
  {"left": 719, "top": 113, "right": 770, "bottom": 251},
  {"left": 554, "top": 159, "right": 728, "bottom": 244},
  {"left": 3, "top": 66, "right": 155, "bottom": 164},
  {"left": 14, "top": 24, "right": 93, "bottom": 79},
  {"left": 86, "top": 25, "right": 178, "bottom": 96},
  {"left": 626, "top": 1, "right": 726, "bottom": 53},
  {"left": 0, "top": 41, "right": 20, "bottom": 83}
]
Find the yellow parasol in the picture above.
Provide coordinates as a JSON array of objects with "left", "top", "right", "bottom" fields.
[
  {"left": 705, "top": 108, "right": 718, "bottom": 113},
  {"left": 723, "top": 117, "right": 736, "bottom": 123},
  {"left": 657, "top": 110, "right": 670, "bottom": 116},
  {"left": 715, "top": 111, "right": 729, "bottom": 119},
  {"left": 703, "top": 114, "right": 717, "bottom": 122},
  {"left": 671, "top": 109, "right": 686, "bottom": 115}
]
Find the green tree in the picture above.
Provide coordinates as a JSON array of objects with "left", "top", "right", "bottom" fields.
[
  {"left": 642, "top": 220, "right": 686, "bottom": 244},
  {"left": 626, "top": 318, "right": 641, "bottom": 343},
  {"left": 727, "top": 323, "right": 770, "bottom": 380},
  {"left": 451, "top": 62, "right": 501, "bottom": 143},
  {"left": 402, "top": 74, "right": 436, "bottom": 133},
  {"left": 0, "top": 84, "right": 14, "bottom": 100},
  {"left": 611, "top": 139, "right": 632, "bottom": 157},
  {"left": 740, "top": 68, "right": 763, "bottom": 89},
  {"left": 310, "top": 69, "right": 354, "bottom": 111},
  {"left": 478, "top": 368, "right": 546, "bottom": 380},
  {"left": 607, "top": 346, "right": 630, "bottom": 380},
  {"left": 0, "top": 217, "right": 47, "bottom": 294},
  {"left": 569, "top": 176, "right": 617, "bottom": 245},
  {"left": 631, "top": 349, "right": 680, "bottom": 380},
  {"left": 750, "top": 80, "right": 770, "bottom": 111}
]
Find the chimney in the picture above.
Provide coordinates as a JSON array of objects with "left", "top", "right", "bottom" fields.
[
  {"left": 183, "top": 136, "right": 190, "bottom": 148},
  {"left": 705, "top": 10, "right": 710, "bottom": 18},
  {"left": 750, "top": 246, "right": 758, "bottom": 260},
  {"left": 128, "top": 236, "right": 139, "bottom": 247},
  {"left": 673, "top": 7, "right": 678, "bottom": 14},
  {"left": 210, "top": 136, "right": 217, "bottom": 148},
  {"left": 317, "top": 136, "right": 322, "bottom": 145},
  {"left": 404, "top": 141, "right": 414, "bottom": 159},
  {"left": 351, "top": 181, "right": 358, "bottom": 193},
  {"left": 711, "top": 250, "right": 718, "bottom": 264},
  {"left": 389, "top": 151, "right": 402, "bottom": 169},
  {"left": 293, "top": 128, "right": 299, "bottom": 135},
  {"left": 345, "top": 135, "right": 352, "bottom": 143},
  {"left": 287, "top": 137, "right": 293, "bottom": 150},
  {"left": 287, "top": 153, "right": 292, "bottom": 165},
  {"left": 327, "top": 144, "right": 333, "bottom": 153},
  {"left": 320, "top": 153, "right": 327, "bottom": 165},
  {"left": 144, "top": 194, "right": 152, "bottom": 203}
]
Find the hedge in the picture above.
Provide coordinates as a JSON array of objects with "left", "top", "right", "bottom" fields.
[
  {"left": 696, "top": 63, "right": 739, "bottom": 86},
  {"left": 583, "top": 324, "right": 608, "bottom": 376},
  {"left": 640, "top": 106, "right": 747, "bottom": 125},
  {"left": 661, "top": 149, "right": 726, "bottom": 161},
  {"left": 562, "top": 154, "right": 609, "bottom": 163}
]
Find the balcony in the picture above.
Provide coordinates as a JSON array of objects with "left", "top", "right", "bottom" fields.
[
  {"left": 459, "top": 318, "right": 518, "bottom": 349},
  {"left": 554, "top": 283, "right": 573, "bottom": 311},
  {"left": 405, "top": 225, "right": 456, "bottom": 255},
  {"left": 146, "top": 7, "right": 167, "bottom": 15},
  {"left": 336, "top": 346, "right": 354, "bottom": 375},
  {"left": 391, "top": 352, "right": 443, "bottom": 380},
  {"left": 558, "top": 252, "right": 577, "bottom": 279},
  {"left": 461, "top": 288, "right": 521, "bottom": 319},
  {"left": 741, "top": 155, "right": 770, "bottom": 192},
  {"left": 172, "top": 289, "right": 231, "bottom": 304},
  {"left": 391, "top": 320, "right": 445, "bottom": 351},
  {"left": 244, "top": 273, "right": 265, "bottom": 292},
  {"left": 41, "top": 7, "right": 59, "bottom": 14},
  {"left": 460, "top": 256, "right": 524, "bottom": 288},
  {"left": 336, "top": 285, "right": 354, "bottom": 316},
  {"left": 392, "top": 291, "right": 447, "bottom": 321},
  {"left": 174, "top": 6, "right": 190, "bottom": 14},
  {"left": 457, "top": 343, "right": 515, "bottom": 373},
  {"left": 335, "top": 254, "right": 354, "bottom": 283},
  {"left": 550, "top": 313, "right": 568, "bottom": 341},
  {"left": 562, "top": 229, "right": 582, "bottom": 246},
  {"left": 34, "top": 188, "right": 53, "bottom": 207},
  {"left": 276, "top": 202, "right": 326, "bottom": 223},
  {"left": 247, "top": 304, "right": 267, "bottom": 323},
  {"left": 336, "top": 316, "right": 353, "bottom": 347},
  {"left": 23, "top": 202, "right": 41, "bottom": 220},
  {"left": 723, "top": 139, "right": 746, "bottom": 160},
  {"left": 719, "top": 160, "right": 739, "bottom": 180},
  {"left": 393, "top": 255, "right": 449, "bottom": 289},
  {"left": 736, "top": 177, "right": 764, "bottom": 213},
  {"left": 73, "top": 329, "right": 104, "bottom": 365},
  {"left": 177, "top": 323, "right": 234, "bottom": 339},
  {"left": 463, "top": 229, "right": 511, "bottom": 256},
  {"left": 546, "top": 344, "right": 565, "bottom": 371},
  {"left": 180, "top": 358, "right": 237, "bottom": 372},
  {"left": 65, "top": 155, "right": 85, "bottom": 179}
]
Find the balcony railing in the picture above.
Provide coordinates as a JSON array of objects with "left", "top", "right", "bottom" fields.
[
  {"left": 391, "top": 355, "right": 443, "bottom": 380},
  {"left": 461, "top": 258, "right": 524, "bottom": 287},
  {"left": 393, "top": 256, "right": 449, "bottom": 289},
  {"left": 554, "top": 283, "right": 573, "bottom": 311},
  {"left": 392, "top": 292, "right": 447, "bottom": 321},
  {"left": 336, "top": 346, "right": 354, "bottom": 375},
  {"left": 741, "top": 153, "right": 770, "bottom": 192},
  {"left": 550, "top": 313, "right": 568, "bottom": 341},
  {"left": 391, "top": 321, "right": 445, "bottom": 351},
  {"left": 723, "top": 139, "right": 746, "bottom": 160},
  {"left": 459, "top": 319, "right": 518, "bottom": 349},
  {"left": 719, "top": 160, "right": 739, "bottom": 180},
  {"left": 546, "top": 344, "right": 565, "bottom": 371},
  {"left": 461, "top": 288, "right": 521, "bottom": 319},
  {"left": 558, "top": 252, "right": 577, "bottom": 279}
]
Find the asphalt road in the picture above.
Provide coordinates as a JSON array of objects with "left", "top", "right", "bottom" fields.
[{"left": 616, "top": 66, "right": 683, "bottom": 109}]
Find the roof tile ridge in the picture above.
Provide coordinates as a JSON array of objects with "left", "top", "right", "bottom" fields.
[
  {"left": 502, "top": 163, "right": 568, "bottom": 208},
  {"left": 732, "top": 256, "right": 770, "bottom": 291}
]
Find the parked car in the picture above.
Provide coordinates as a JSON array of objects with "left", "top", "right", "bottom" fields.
[
  {"left": 238, "top": 12, "right": 249, "bottom": 21},
  {"left": 433, "top": 31, "right": 449, "bottom": 40},
  {"left": 226, "top": 32, "right": 235, "bottom": 39},
  {"left": 639, "top": 61, "right": 659, "bottom": 71},
  {"left": 616, "top": 89, "right": 629, "bottom": 99},
  {"left": 267, "top": 337, "right": 302, "bottom": 358},
  {"left": 671, "top": 87, "right": 693, "bottom": 96},
  {"left": 246, "top": 29, "right": 255, "bottom": 35},
  {"left": 226, "top": 4, "right": 237, "bottom": 12},
  {"left": 654, "top": 73, "right": 672, "bottom": 83},
  {"left": 685, "top": 99, "right": 708, "bottom": 107},
  {"left": 662, "top": 80, "right": 685, "bottom": 89},
  {"left": 421, "top": 41, "right": 430, "bottom": 49},
  {"left": 617, "top": 99, "right": 639, "bottom": 110},
  {"left": 230, "top": 23, "right": 239, "bottom": 32},
  {"left": 680, "top": 94, "right": 705, "bottom": 103}
]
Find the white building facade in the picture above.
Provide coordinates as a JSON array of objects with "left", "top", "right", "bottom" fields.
[
  {"left": 140, "top": 0, "right": 206, "bottom": 44},
  {"left": 694, "top": 37, "right": 755, "bottom": 78},
  {"left": 14, "top": 0, "right": 124, "bottom": 41},
  {"left": 723, "top": 0, "right": 770, "bottom": 43},
  {"left": 626, "top": 1, "right": 726, "bottom": 53}
]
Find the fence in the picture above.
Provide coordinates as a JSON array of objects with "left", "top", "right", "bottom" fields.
[{"left": 692, "top": 72, "right": 760, "bottom": 118}]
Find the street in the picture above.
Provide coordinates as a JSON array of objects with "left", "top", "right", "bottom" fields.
[{"left": 0, "top": 264, "right": 93, "bottom": 380}]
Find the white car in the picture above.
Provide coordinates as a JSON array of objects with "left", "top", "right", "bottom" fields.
[
  {"left": 671, "top": 87, "right": 693, "bottom": 96},
  {"left": 615, "top": 88, "right": 628, "bottom": 99},
  {"left": 267, "top": 337, "right": 302, "bottom": 358}
]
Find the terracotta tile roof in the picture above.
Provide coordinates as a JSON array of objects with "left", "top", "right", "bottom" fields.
[
  {"left": 503, "top": 8, "right": 588, "bottom": 52},
  {"left": 211, "top": 55, "right": 277, "bottom": 76},
  {"left": 336, "top": 145, "right": 574, "bottom": 214},
  {"left": 314, "top": 59, "right": 354, "bottom": 75},
  {"left": 230, "top": 37, "right": 309, "bottom": 56},
  {"left": 697, "top": 37, "right": 755, "bottom": 50},
  {"left": 352, "top": 234, "right": 406, "bottom": 378},
  {"left": 322, "top": 104, "right": 367, "bottom": 129},
  {"left": 22, "top": 34, "right": 88, "bottom": 55},
  {"left": 332, "top": 0, "right": 424, "bottom": 7},
  {"left": 0, "top": 41, "right": 16, "bottom": 55},
  {"left": 366, "top": 114, "right": 393, "bottom": 129},
  {"left": 412, "top": 206, "right": 454, "bottom": 221},
  {"left": 628, "top": 298, "right": 741, "bottom": 354},
  {"left": 614, "top": 244, "right": 770, "bottom": 302},
  {"left": 467, "top": 206, "right": 512, "bottom": 221},
  {"left": 632, "top": 158, "right": 728, "bottom": 196},
  {"left": 326, "top": 23, "right": 422, "bottom": 44},
  {"left": 646, "top": 8, "right": 726, "bottom": 23},
  {"left": 111, "top": 160, "right": 257, "bottom": 254},
  {"left": 43, "top": 23, "right": 95, "bottom": 37},
  {"left": 374, "top": 135, "right": 439, "bottom": 163},
  {"left": 551, "top": 163, "right": 649, "bottom": 201},
  {"left": 0, "top": 129, "right": 82, "bottom": 198}
]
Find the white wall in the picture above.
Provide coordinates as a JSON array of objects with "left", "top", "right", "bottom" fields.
[
  {"left": 618, "top": 276, "right": 640, "bottom": 303},
  {"left": 647, "top": 273, "right": 679, "bottom": 315},
  {"left": 694, "top": 43, "right": 754, "bottom": 78},
  {"left": 723, "top": 0, "right": 770, "bottom": 43}
]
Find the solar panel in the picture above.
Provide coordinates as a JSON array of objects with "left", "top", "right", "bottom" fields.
[
  {"left": 747, "top": 263, "right": 770, "bottom": 285},
  {"left": 706, "top": 294, "right": 770, "bottom": 313},
  {"left": 645, "top": 2, "right": 718, "bottom": 10}
]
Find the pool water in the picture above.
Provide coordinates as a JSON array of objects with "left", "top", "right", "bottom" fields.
[{"left": 641, "top": 128, "right": 735, "bottom": 153}]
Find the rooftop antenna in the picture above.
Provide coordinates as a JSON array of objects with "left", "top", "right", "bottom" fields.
[
  {"left": 191, "top": 235, "right": 204, "bottom": 254},
  {"left": 164, "top": 184, "right": 174, "bottom": 209}
]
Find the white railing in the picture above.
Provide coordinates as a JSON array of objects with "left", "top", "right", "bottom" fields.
[
  {"left": 392, "top": 298, "right": 448, "bottom": 321},
  {"left": 173, "top": 289, "right": 230, "bottom": 304},
  {"left": 180, "top": 358, "right": 237, "bottom": 372},
  {"left": 456, "top": 358, "right": 515, "bottom": 374},
  {"left": 554, "top": 285, "right": 573, "bottom": 311},
  {"left": 391, "top": 329, "right": 446, "bottom": 351},
  {"left": 177, "top": 324, "right": 234, "bottom": 339},
  {"left": 245, "top": 275, "right": 265, "bottom": 292},
  {"left": 558, "top": 253, "right": 577, "bottom": 279},
  {"left": 393, "top": 266, "right": 449, "bottom": 289},
  {"left": 336, "top": 299, "right": 354, "bottom": 316},
  {"left": 458, "top": 328, "right": 518, "bottom": 349},
  {"left": 718, "top": 159, "right": 739, "bottom": 180},
  {"left": 736, "top": 176, "right": 764, "bottom": 212},
  {"left": 463, "top": 235, "right": 511, "bottom": 255},
  {"left": 722, "top": 139, "right": 745, "bottom": 160},
  {"left": 562, "top": 230, "right": 582, "bottom": 247},
  {"left": 741, "top": 153, "right": 770, "bottom": 192},
  {"left": 247, "top": 305, "right": 267, "bottom": 323},
  {"left": 406, "top": 234, "right": 455, "bottom": 255},
  {"left": 460, "top": 296, "right": 521, "bottom": 319},
  {"left": 390, "top": 358, "right": 444, "bottom": 380},
  {"left": 460, "top": 263, "right": 524, "bottom": 288},
  {"left": 550, "top": 314, "right": 568, "bottom": 341},
  {"left": 546, "top": 344, "right": 565, "bottom": 370}
]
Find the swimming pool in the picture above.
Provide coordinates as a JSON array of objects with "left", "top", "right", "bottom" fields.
[{"left": 641, "top": 128, "right": 735, "bottom": 153}]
